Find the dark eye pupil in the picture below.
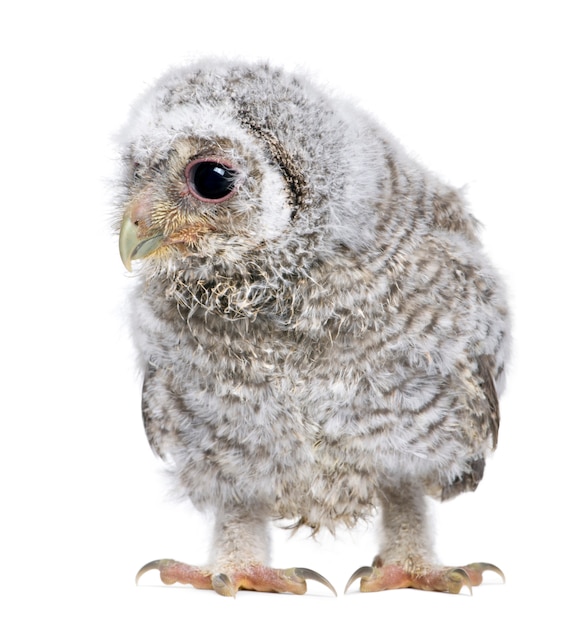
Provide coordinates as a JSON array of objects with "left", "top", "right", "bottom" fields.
[{"left": 190, "top": 161, "right": 236, "bottom": 200}]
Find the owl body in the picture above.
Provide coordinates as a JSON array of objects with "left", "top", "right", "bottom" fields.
[
  {"left": 119, "top": 61, "right": 509, "bottom": 591},
  {"left": 136, "top": 237, "right": 505, "bottom": 532}
]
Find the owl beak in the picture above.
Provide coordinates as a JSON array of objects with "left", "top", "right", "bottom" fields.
[{"left": 119, "top": 214, "right": 165, "bottom": 271}]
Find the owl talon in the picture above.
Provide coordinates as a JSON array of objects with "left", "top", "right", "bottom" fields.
[
  {"left": 135, "top": 559, "right": 178, "bottom": 585},
  {"left": 288, "top": 567, "right": 337, "bottom": 596},
  {"left": 344, "top": 561, "right": 503, "bottom": 594},
  {"left": 135, "top": 559, "right": 335, "bottom": 596},
  {"left": 462, "top": 562, "right": 506, "bottom": 585},
  {"left": 344, "top": 566, "right": 374, "bottom": 593},
  {"left": 445, "top": 568, "right": 473, "bottom": 595},
  {"left": 212, "top": 572, "right": 237, "bottom": 597}
]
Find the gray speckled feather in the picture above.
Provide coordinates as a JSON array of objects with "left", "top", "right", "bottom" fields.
[{"left": 117, "top": 60, "right": 510, "bottom": 595}]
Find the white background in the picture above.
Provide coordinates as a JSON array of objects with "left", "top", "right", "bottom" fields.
[{"left": 2, "top": 1, "right": 581, "bottom": 623}]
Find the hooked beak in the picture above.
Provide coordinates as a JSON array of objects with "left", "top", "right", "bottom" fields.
[{"left": 118, "top": 214, "right": 165, "bottom": 271}]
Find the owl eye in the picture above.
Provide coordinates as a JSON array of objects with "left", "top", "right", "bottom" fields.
[{"left": 185, "top": 159, "right": 239, "bottom": 202}]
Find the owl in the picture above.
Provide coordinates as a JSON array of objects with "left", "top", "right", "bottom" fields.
[{"left": 117, "top": 60, "right": 509, "bottom": 596}]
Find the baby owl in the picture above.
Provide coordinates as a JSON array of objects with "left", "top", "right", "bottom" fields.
[{"left": 117, "top": 60, "right": 509, "bottom": 596}]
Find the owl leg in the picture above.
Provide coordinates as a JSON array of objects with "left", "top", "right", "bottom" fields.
[
  {"left": 136, "top": 504, "right": 336, "bottom": 597},
  {"left": 345, "top": 480, "right": 504, "bottom": 594}
]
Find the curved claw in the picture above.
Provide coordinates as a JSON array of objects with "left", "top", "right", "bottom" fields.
[
  {"left": 465, "top": 562, "right": 506, "bottom": 584},
  {"left": 344, "top": 566, "right": 374, "bottom": 593},
  {"left": 447, "top": 567, "right": 473, "bottom": 595},
  {"left": 212, "top": 573, "right": 237, "bottom": 597},
  {"left": 290, "top": 567, "right": 337, "bottom": 596},
  {"left": 135, "top": 559, "right": 176, "bottom": 585}
]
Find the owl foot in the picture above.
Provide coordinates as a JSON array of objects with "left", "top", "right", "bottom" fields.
[
  {"left": 344, "top": 558, "right": 504, "bottom": 594},
  {"left": 136, "top": 559, "right": 337, "bottom": 597}
]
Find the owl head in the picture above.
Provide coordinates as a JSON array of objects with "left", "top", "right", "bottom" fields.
[{"left": 117, "top": 60, "right": 395, "bottom": 283}]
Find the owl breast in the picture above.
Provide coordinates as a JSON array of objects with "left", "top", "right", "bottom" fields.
[{"left": 138, "top": 299, "right": 378, "bottom": 529}]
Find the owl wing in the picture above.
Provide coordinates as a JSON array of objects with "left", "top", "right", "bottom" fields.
[
  {"left": 477, "top": 354, "right": 501, "bottom": 450},
  {"left": 141, "top": 363, "right": 175, "bottom": 460},
  {"left": 439, "top": 355, "right": 500, "bottom": 501}
]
